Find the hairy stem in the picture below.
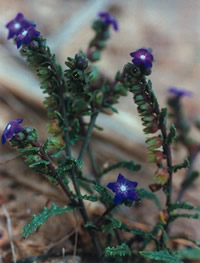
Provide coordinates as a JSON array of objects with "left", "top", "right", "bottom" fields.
[
  {"left": 78, "top": 113, "right": 98, "bottom": 161},
  {"left": 31, "top": 141, "right": 78, "bottom": 207}
]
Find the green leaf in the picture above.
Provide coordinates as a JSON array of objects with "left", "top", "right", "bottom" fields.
[
  {"left": 99, "top": 160, "right": 141, "bottom": 177},
  {"left": 51, "top": 146, "right": 65, "bottom": 158},
  {"left": 105, "top": 243, "right": 131, "bottom": 258},
  {"left": 169, "top": 201, "right": 197, "bottom": 211},
  {"left": 167, "top": 124, "right": 177, "bottom": 144},
  {"left": 140, "top": 250, "right": 183, "bottom": 263},
  {"left": 43, "top": 138, "right": 50, "bottom": 153},
  {"left": 120, "top": 223, "right": 152, "bottom": 237},
  {"left": 138, "top": 188, "right": 162, "bottom": 210},
  {"left": 159, "top": 108, "right": 168, "bottom": 126},
  {"left": 172, "top": 158, "right": 190, "bottom": 173},
  {"left": 102, "top": 216, "right": 122, "bottom": 233},
  {"left": 29, "top": 160, "right": 50, "bottom": 168},
  {"left": 170, "top": 213, "right": 200, "bottom": 222},
  {"left": 23, "top": 204, "right": 79, "bottom": 238},
  {"left": 19, "top": 147, "right": 40, "bottom": 154},
  {"left": 93, "top": 184, "right": 113, "bottom": 206},
  {"left": 179, "top": 248, "right": 200, "bottom": 260},
  {"left": 72, "top": 194, "right": 98, "bottom": 202}
]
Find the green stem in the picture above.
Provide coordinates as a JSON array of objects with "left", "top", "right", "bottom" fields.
[
  {"left": 43, "top": 50, "right": 102, "bottom": 257},
  {"left": 78, "top": 113, "right": 98, "bottom": 161},
  {"left": 154, "top": 106, "right": 173, "bottom": 232},
  {"left": 42, "top": 48, "right": 71, "bottom": 157},
  {"left": 31, "top": 141, "right": 79, "bottom": 207}
]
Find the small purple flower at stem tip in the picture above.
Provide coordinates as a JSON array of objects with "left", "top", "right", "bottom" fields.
[
  {"left": 98, "top": 11, "right": 119, "bottom": 31},
  {"left": 130, "top": 48, "right": 153, "bottom": 69},
  {"left": 107, "top": 173, "right": 138, "bottom": 204},
  {"left": 6, "top": 12, "right": 36, "bottom": 39},
  {"left": 1, "top": 119, "right": 24, "bottom": 145},
  {"left": 16, "top": 27, "right": 40, "bottom": 49},
  {"left": 168, "top": 87, "right": 193, "bottom": 97}
]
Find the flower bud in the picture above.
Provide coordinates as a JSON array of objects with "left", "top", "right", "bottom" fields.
[
  {"left": 146, "top": 136, "right": 163, "bottom": 150},
  {"left": 148, "top": 150, "right": 163, "bottom": 163},
  {"left": 75, "top": 53, "right": 88, "bottom": 70},
  {"left": 143, "top": 121, "right": 158, "bottom": 134},
  {"left": 153, "top": 168, "right": 169, "bottom": 185}
]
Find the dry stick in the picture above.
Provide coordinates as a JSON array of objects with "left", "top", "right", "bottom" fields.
[{"left": 2, "top": 205, "right": 17, "bottom": 263}]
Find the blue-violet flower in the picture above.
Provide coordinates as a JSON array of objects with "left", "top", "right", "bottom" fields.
[
  {"left": 16, "top": 27, "right": 40, "bottom": 48},
  {"left": 168, "top": 87, "right": 193, "bottom": 97},
  {"left": 130, "top": 48, "right": 153, "bottom": 69},
  {"left": 107, "top": 173, "right": 138, "bottom": 204},
  {"left": 98, "top": 11, "right": 119, "bottom": 31},
  {"left": 6, "top": 12, "right": 36, "bottom": 39},
  {"left": 1, "top": 119, "right": 24, "bottom": 145}
]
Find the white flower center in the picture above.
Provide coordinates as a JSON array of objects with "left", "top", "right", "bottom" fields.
[
  {"left": 22, "top": 30, "right": 28, "bottom": 36},
  {"left": 140, "top": 54, "right": 146, "bottom": 60},
  {"left": 7, "top": 124, "right": 11, "bottom": 130},
  {"left": 120, "top": 184, "right": 127, "bottom": 192},
  {"left": 14, "top": 23, "right": 21, "bottom": 29}
]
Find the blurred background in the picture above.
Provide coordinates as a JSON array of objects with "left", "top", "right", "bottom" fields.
[{"left": 0, "top": 0, "right": 200, "bottom": 262}]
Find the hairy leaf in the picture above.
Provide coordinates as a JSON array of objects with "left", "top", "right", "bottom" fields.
[
  {"left": 93, "top": 184, "right": 113, "bottom": 206},
  {"left": 100, "top": 160, "right": 141, "bottom": 177},
  {"left": 23, "top": 204, "right": 78, "bottom": 238},
  {"left": 140, "top": 250, "right": 183, "bottom": 263},
  {"left": 170, "top": 213, "right": 200, "bottom": 222},
  {"left": 120, "top": 223, "right": 152, "bottom": 237},
  {"left": 105, "top": 243, "right": 131, "bottom": 258},
  {"left": 72, "top": 194, "right": 98, "bottom": 202},
  {"left": 169, "top": 201, "right": 197, "bottom": 211},
  {"left": 167, "top": 124, "right": 177, "bottom": 144},
  {"left": 138, "top": 188, "right": 162, "bottom": 210},
  {"left": 172, "top": 158, "right": 190, "bottom": 173},
  {"left": 179, "top": 248, "right": 200, "bottom": 260},
  {"left": 20, "top": 147, "right": 40, "bottom": 154},
  {"left": 29, "top": 160, "right": 50, "bottom": 168}
]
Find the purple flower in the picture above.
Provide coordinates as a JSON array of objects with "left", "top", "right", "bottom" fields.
[
  {"left": 107, "top": 173, "right": 138, "bottom": 204},
  {"left": 98, "top": 11, "right": 119, "bottom": 31},
  {"left": 6, "top": 12, "right": 36, "bottom": 39},
  {"left": 1, "top": 119, "right": 24, "bottom": 145},
  {"left": 168, "top": 87, "right": 193, "bottom": 97},
  {"left": 130, "top": 48, "right": 153, "bottom": 69},
  {"left": 16, "top": 27, "right": 40, "bottom": 48}
]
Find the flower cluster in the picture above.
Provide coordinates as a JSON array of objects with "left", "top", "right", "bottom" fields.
[
  {"left": 98, "top": 11, "right": 119, "bottom": 32},
  {"left": 1, "top": 119, "right": 38, "bottom": 147},
  {"left": 107, "top": 173, "right": 138, "bottom": 204},
  {"left": 168, "top": 86, "right": 193, "bottom": 98},
  {"left": 6, "top": 13, "right": 40, "bottom": 48},
  {"left": 130, "top": 48, "right": 153, "bottom": 72},
  {"left": 88, "top": 12, "right": 118, "bottom": 62},
  {"left": 1, "top": 119, "right": 24, "bottom": 144},
  {"left": 122, "top": 50, "right": 170, "bottom": 185}
]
